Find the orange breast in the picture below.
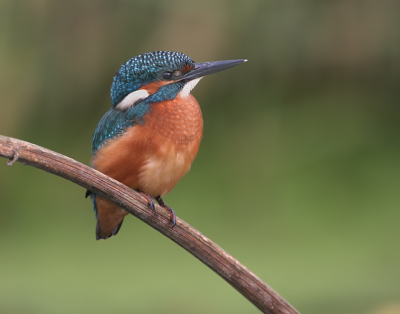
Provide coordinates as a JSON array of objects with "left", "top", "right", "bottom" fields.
[
  {"left": 92, "top": 94, "right": 203, "bottom": 197},
  {"left": 138, "top": 94, "right": 203, "bottom": 196}
]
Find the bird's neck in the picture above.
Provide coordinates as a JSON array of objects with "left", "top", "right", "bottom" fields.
[
  {"left": 145, "top": 81, "right": 185, "bottom": 104},
  {"left": 143, "top": 77, "right": 202, "bottom": 105}
]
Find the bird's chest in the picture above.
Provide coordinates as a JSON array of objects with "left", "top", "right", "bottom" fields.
[
  {"left": 144, "top": 94, "right": 203, "bottom": 146},
  {"left": 137, "top": 95, "right": 203, "bottom": 196}
]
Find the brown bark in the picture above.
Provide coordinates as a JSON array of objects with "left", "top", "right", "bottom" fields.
[{"left": 0, "top": 135, "right": 300, "bottom": 314}]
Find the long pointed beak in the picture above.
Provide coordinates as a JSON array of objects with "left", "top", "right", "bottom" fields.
[{"left": 182, "top": 59, "right": 247, "bottom": 81}]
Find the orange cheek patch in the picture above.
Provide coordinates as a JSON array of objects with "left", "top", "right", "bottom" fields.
[{"left": 140, "top": 81, "right": 170, "bottom": 94}]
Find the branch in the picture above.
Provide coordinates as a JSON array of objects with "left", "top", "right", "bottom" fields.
[{"left": 0, "top": 135, "right": 300, "bottom": 314}]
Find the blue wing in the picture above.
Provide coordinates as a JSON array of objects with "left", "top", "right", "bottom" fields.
[
  {"left": 91, "top": 101, "right": 151, "bottom": 154},
  {"left": 91, "top": 108, "right": 129, "bottom": 154},
  {"left": 88, "top": 100, "right": 151, "bottom": 227}
]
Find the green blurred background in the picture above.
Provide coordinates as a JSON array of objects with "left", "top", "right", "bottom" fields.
[{"left": 1, "top": 1, "right": 399, "bottom": 313}]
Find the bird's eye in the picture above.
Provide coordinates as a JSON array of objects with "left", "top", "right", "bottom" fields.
[{"left": 162, "top": 71, "right": 173, "bottom": 80}]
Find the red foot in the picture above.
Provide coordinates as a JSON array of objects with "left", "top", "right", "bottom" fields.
[
  {"left": 155, "top": 196, "right": 176, "bottom": 228},
  {"left": 138, "top": 191, "right": 155, "bottom": 211}
]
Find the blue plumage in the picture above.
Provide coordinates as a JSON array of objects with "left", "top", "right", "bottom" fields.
[
  {"left": 91, "top": 102, "right": 150, "bottom": 154},
  {"left": 111, "top": 51, "right": 194, "bottom": 107}
]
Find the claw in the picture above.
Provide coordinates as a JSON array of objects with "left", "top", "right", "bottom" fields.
[
  {"left": 155, "top": 196, "right": 177, "bottom": 228},
  {"left": 138, "top": 191, "right": 155, "bottom": 211},
  {"left": 168, "top": 207, "right": 177, "bottom": 228}
]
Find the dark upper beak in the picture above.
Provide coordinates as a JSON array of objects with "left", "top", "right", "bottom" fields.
[{"left": 182, "top": 59, "right": 247, "bottom": 81}]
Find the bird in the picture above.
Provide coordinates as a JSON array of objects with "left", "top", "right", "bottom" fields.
[{"left": 87, "top": 51, "right": 246, "bottom": 240}]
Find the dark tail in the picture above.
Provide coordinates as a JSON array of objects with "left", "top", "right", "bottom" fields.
[
  {"left": 88, "top": 191, "right": 125, "bottom": 240},
  {"left": 96, "top": 219, "right": 124, "bottom": 240}
]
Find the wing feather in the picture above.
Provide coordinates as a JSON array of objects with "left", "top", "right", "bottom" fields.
[{"left": 91, "top": 101, "right": 151, "bottom": 154}]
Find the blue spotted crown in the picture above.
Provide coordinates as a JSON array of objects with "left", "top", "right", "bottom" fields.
[{"left": 111, "top": 51, "right": 194, "bottom": 107}]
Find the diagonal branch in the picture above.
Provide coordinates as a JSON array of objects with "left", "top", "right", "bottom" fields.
[{"left": 0, "top": 134, "right": 300, "bottom": 314}]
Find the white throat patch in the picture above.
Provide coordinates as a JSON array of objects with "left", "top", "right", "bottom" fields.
[
  {"left": 116, "top": 89, "right": 149, "bottom": 111},
  {"left": 179, "top": 77, "right": 202, "bottom": 97}
]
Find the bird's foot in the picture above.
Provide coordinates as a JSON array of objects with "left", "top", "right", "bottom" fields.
[
  {"left": 155, "top": 196, "right": 176, "bottom": 228},
  {"left": 138, "top": 191, "right": 155, "bottom": 211}
]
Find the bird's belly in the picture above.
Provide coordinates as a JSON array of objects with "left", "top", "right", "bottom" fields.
[
  {"left": 136, "top": 95, "right": 203, "bottom": 197},
  {"left": 138, "top": 145, "right": 193, "bottom": 197}
]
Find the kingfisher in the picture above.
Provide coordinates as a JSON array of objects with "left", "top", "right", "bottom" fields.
[{"left": 87, "top": 51, "right": 246, "bottom": 240}]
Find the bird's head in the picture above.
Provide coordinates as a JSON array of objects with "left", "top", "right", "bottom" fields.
[{"left": 110, "top": 51, "right": 246, "bottom": 110}]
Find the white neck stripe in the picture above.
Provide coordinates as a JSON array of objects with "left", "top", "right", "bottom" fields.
[
  {"left": 179, "top": 77, "right": 202, "bottom": 97},
  {"left": 115, "top": 89, "right": 149, "bottom": 111}
]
